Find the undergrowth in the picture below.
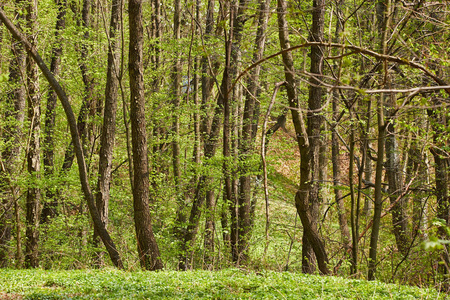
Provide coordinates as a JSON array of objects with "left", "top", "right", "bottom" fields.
[{"left": 0, "top": 268, "right": 444, "bottom": 299}]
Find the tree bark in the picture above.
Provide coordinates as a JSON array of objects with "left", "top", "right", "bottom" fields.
[
  {"left": 407, "top": 140, "right": 424, "bottom": 235},
  {"left": 368, "top": 94, "right": 386, "bottom": 281},
  {"left": 277, "top": 0, "right": 329, "bottom": 275},
  {"left": 368, "top": 0, "right": 391, "bottom": 281},
  {"left": 222, "top": 3, "right": 236, "bottom": 263},
  {"left": 128, "top": 0, "right": 163, "bottom": 270},
  {"left": 302, "top": 0, "right": 327, "bottom": 274},
  {"left": 385, "top": 94, "right": 410, "bottom": 255},
  {"left": 24, "top": 0, "right": 41, "bottom": 269},
  {"left": 93, "top": 0, "right": 121, "bottom": 266}
]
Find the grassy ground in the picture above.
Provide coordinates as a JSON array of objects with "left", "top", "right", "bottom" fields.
[{"left": 0, "top": 268, "right": 444, "bottom": 299}]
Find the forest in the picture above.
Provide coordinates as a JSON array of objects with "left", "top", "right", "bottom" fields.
[{"left": 0, "top": 0, "right": 449, "bottom": 292}]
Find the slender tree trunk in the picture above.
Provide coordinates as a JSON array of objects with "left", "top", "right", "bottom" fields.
[
  {"left": 79, "top": 0, "right": 96, "bottom": 148},
  {"left": 220, "top": 0, "right": 249, "bottom": 265},
  {"left": 236, "top": 0, "right": 270, "bottom": 264},
  {"left": 428, "top": 99, "right": 450, "bottom": 277},
  {"left": 0, "top": 3, "right": 26, "bottom": 268},
  {"left": 24, "top": 0, "right": 41, "bottom": 269},
  {"left": 93, "top": 0, "right": 121, "bottom": 266},
  {"left": 330, "top": 1, "right": 351, "bottom": 268},
  {"left": 41, "top": 0, "right": 66, "bottom": 223},
  {"left": 368, "top": 0, "right": 390, "bottom": 281},
  {"left": 348, "top": 109, "right": 357, "bottom": 274},
  {"left": 172, "top": 0, "right": 186, "bottom": 243},
  {"left": 407, "top": 140, "right": 424, "bottom": 235},
  {"left": 368, "top": 94, "right": 386, "bottom": 281},
  {"left": 362, "top": 107, "right": 373, "bottom": 216},
  {"left": 385, "top": 94, "right": 410, "bottom": 255},
  {"left": 261, "top": 82, "right": 284, "bottom": 257},
  {"left": 222, "top": 7, "right": 234, "bottom": 262},
  {"left": 129, "top": 0, "right": 163, "bottom": 270}
]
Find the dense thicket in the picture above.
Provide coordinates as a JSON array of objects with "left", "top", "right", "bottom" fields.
[{"left": 0, "top": 0, "right": 450, "bottom": 290}]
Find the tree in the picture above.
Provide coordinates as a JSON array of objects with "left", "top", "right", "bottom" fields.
[
  {"left": 24, "top": 0, "right": 41, "bottom": 268},
  {"left": 93, "top": 0, "right": 121, "bottom": 265},
  {"left": 0, "top": 0, "right": 26, "bottom": 268},
  {"left": 128, "top": 0, "right": 163, "bottom": 271},
  {"left": 277, "top": 0, "right": 329, "bottom": 275}
]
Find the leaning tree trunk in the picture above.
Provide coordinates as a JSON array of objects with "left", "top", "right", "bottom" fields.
[
  {"left": 0, "top": 6, "right": 124, "bottom": 269},
  {"left": 24, "top": 0, "right": 41, "bottom": 269},
  {"left": 277, "top": 0, "right": 329, "bottom": 275},
  {"left": 128, "top": 0, "right": 163, "bottom": 271},
  {"left": 93, "top": 0, "right": 121, "bottom": 266}
]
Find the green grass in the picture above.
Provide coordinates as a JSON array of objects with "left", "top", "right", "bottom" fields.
[{"left": 0, "top": 268, "right": 444, "bottom": 299}]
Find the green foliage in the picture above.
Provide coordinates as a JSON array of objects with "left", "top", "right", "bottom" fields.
[
  {"left": 0, "top": 268, "right": 443, "bottom": 299},
  {"left": 422, "top": 218, "right": 450, "bottom": 251}
]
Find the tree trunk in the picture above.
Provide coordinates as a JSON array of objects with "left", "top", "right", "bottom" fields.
[
  {"left": 41, "top": 0, "right": 66, "bottom": 223},
  {"left": 222, "top": 3, "right": 236, "bottom": 263},
  {"left": 277, "top": 0, "right": 329, "bottom": 275},
  {"left": 172, "top": 0, "right": 186, "bottom": 243},
  {"left": 330, "top": 1, "right": 351, "bottom": 269},
  {"left": 368, "top": 0, "right": 391, "bottom": 281},
  {"left": 302, "top": 0, "right": 327, "bottom": 274},
  {"left": 385, "top": 94, "right": 410, "bottom": 255},
  {"left": 93, "top": 0, "right": 121, "bottom": 266},
  {"left": 128, "top": 0, "right": 163, "bottom": 270},
  {"left": 428, "top": 99, "right": 450, "bottom": 277},
  {"left": 24, "top": 0, "right": 41, "bottom": 269},
  {"left": 236, "top": 0, "right": 270, "bottom": 264},
  {"left": 407, "top": 140, "right": 424, "bottom": 235},
  {"left": 368, "top": 94, "right": 386, "bottom": 281},
  {"left": 0, "top": 3, "right": 26, "bottom": 268}
]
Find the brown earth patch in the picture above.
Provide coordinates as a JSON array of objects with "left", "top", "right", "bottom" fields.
[{"left": 0, "top": 292, "right": 23, "bottom": 299}]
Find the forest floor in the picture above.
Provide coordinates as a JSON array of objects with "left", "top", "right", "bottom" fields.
[{"left": 0, "top": 268, "right": 444, "bottom": 299}]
